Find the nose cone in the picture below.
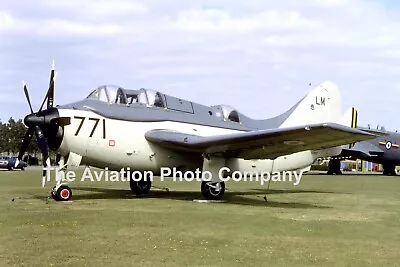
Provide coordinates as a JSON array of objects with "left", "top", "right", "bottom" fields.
[
  {"left": 24, "top": 108, "right": 60, "bottom": 127},
  {"left": 24, "top": 113, "right": 43, "bottom": 127}
]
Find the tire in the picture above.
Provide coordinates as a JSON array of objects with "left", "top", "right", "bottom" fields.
[
  {"left": 54, "top": 185, "right": 72, "bottom": 201},
  {"left": 130, "top": 177, "right": 152, "bottom": 195},
  {"left": 383, "top": 164, "right": 396, "bottom": 176},
  {"left": 201, "top": 181, "right": 225, "bottom": 200}
]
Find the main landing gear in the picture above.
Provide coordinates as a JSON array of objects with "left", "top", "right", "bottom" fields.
[
  {"left": 130, "top": 178, "right": 152, "bottom": 195},
  {"left": 201, "top": 181, "right": 225, "bottom": 200},
  {"left": 327, "top": 159, "right": 342, "bottom": 175},
  {"left": 383, "top": 164, "right": 397, "bottom": 176}
]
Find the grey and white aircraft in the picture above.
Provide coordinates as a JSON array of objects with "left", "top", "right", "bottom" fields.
[
  {"left": 328, "top": 127, "right": 400, "bottom": 176},
  {"left": 15, "top": 62, "right": 378, "bottom": 201}
]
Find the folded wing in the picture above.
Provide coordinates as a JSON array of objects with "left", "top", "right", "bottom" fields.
[{"left": 145, "top": 123, "right": 377, "bottom": 160}]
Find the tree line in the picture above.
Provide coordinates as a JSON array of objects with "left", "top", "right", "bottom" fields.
[{"left": 0, "top": 118, "right": 40, "bottom": 156}]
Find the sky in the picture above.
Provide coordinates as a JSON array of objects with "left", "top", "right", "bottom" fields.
[{"left": 0, "top": 0, "right": 399, "bottom": 130}]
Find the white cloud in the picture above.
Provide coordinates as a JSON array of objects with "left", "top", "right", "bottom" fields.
[
  {"left": 0, "top": 11, "right": 13, "bottom": 30},
  {"left": 39, "top": 0, "right": 147, "bottom": 17},
  {"left": 39, "top": 20, "right": 122, "bottom": 36},
  {"left": 175, "top": 9, "right": 320, "bottom": 32}
]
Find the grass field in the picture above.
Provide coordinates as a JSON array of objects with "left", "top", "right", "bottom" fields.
[{"left": 0, "top": 168, "right": 400, "bottom": 266}]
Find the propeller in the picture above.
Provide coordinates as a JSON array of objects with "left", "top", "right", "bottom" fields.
[
  {"left": 23, "top": 81, "right": 34, "bottom": 114},
  {"left": 16, "top": 61, "right": 58, "bottom": 181},
  {"left": 47, "top": 60, "right": 55, "bottom": 109}
]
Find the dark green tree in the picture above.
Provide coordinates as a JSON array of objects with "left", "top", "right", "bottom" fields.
[
  {"left": 0, "top": 121, "right": 6, "bottom": 153},
  {"left": 0, "top": 118, "right": 39, "bottom": 156}
]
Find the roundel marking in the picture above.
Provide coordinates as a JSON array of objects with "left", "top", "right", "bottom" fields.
[{"left": 386, "top": 141, "right": 392, "bottom": 150}]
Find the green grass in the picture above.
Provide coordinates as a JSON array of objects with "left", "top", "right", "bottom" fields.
[{"left": 0, "top": 169, "right": 400, "bottom": 266}]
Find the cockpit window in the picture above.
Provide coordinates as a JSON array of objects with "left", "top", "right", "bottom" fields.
[
  {"left": 227, "top": 110, "right": 240, "bottom": 122},
  {"left": 136, "top": 88, "right": 165, "bottom": 108},
  {"left": 115, "top": 88, "right": 128, "bottom": 104},
  {"left": 127, "top": 94, "right": 138, "bottom": 104},
  {"left": 212, "top": 105, "right": 240, "bottom": 123},
  {"left": 87, "top": 85, "right": 122, "bottom": 103},
  {"left": 146, "top": 90, "right": 165, "bottom": 108},
  {"left": 87, "top": 86, "right": 166, "bottom": 108},
  {"left": 106, "top": 86, "right": 118, "bottom": 103},
  {"left": 98, "top": 87, "right": 108, "bottom": 102},
  {"left": 87, "top": 89, "right": 100, "bottom": 100}
]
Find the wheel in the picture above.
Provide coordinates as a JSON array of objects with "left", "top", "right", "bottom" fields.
[
  {"left": 201, "top": 181, "right": 225, "bottom": 200},
  {"left": 130, "top": 177, "right": 152, "bottom": 195},
  {"left": 383, "top": 164, "right": 396, "bottom": 176},
  {"left": 328, "top": 159, "right": 341, "bottom": 175},
  {"left": 53, "top": 185, "right": 72, "bottom": 201}
]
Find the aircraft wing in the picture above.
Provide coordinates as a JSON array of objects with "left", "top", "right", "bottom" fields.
[
  {"left": 145, "top": 123, "right": 378, "bottom": 160},
  {"left": 341, "top": 141, "right": 384, "bottom": 158}
]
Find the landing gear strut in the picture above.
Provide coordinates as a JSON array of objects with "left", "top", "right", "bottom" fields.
[
  {"left": 201, "top": 181, "right": 225, "bottom": 200},
  {"left": 327, "top": 159, "right": 342, "bottom": 175},
  {"left": 383, "top": 164, "right": 397, "bottom": 176}
]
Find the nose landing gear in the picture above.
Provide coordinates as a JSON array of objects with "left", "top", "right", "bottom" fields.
[{"left": 51, "top": 184, "right": 72, "bottom": 201}]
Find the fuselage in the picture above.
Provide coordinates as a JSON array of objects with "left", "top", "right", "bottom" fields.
[{"left": 57, "top": 108, "right": 341, "bottom": 175}]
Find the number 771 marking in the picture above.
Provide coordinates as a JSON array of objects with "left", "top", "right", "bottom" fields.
[{"left": 74, "top": 116, "right": 106, "bottom": 139}]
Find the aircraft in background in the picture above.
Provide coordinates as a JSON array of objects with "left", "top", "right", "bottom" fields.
[
  {"left": 328, "top": 126, "right": 400, "bottom": 176},
  {"left": 15, "top": 62, "right": 377, "bottom": 201}
]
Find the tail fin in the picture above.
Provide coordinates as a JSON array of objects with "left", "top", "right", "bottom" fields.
[
  {"left": 336, "top": 107, "right": 358, "bottom": 148},
  {"left": 279, "top": 81, "right": 342, "bottom": 128}
]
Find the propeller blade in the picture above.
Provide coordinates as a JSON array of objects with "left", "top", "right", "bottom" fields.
[
  {"left": 38, "top": 72, "right": 57, "bottom": 112},
  {"left": 34, "top": 125, "right": 50, "bottom": 184},
  {"left": 42, "top": 157, "right": 51, "bottom": 187},
  {"left": 15, "top": 128, "right": 34, "bottom": 167},
  {"left": 34, "top": 125, "right": 49, "bottom": 160},
  {"left": 47, "top": 60, "right": 55, "bottom": 109},
  {"left": 23, "top": 81, "right": 34, "bottom": 114}
]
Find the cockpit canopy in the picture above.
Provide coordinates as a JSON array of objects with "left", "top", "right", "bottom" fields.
[
  {"left": 86, "top": 86, "right": 239, "bottom": 122},
  {"left": 86, "top": 85, "right": 165, "bottom": 108},
  {"left": 212, "top": 105, "right": 240, "bottom": 123}
]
